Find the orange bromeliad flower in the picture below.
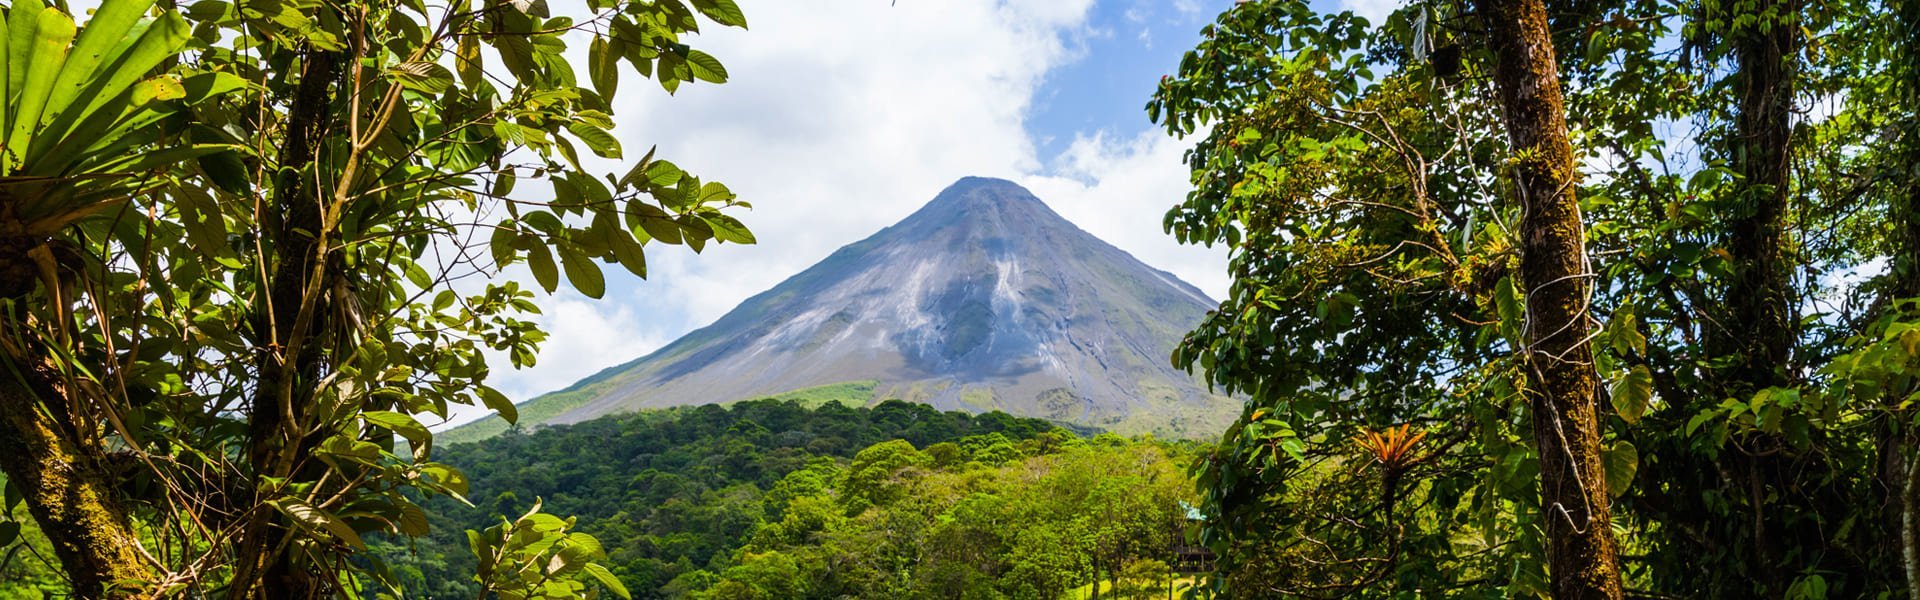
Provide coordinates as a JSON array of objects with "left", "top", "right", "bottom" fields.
[{"left": 1353, "top": 424, "right": 1428, "bottom": 473}]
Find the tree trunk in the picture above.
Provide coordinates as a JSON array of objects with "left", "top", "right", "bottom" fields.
[
  {"left": 0, "top": 362, "right": 152, "bottom": 597},
  {"left": 1712, "top": 0, "right": 1799, "bottom": 388},
  {"left": 1475, "top": 0, "right": 1626, "bottom": 597},
  {"left": 1890, "top": 0, "right": 1920, "bottom": 306},
  {"left": 1705, "top": 0, "right": 1802, "bottom": 584},
  {"left": 1904, "top": 440, "right": 1920, "bottom": 600},
  {"left": 229, "top": 46, "right": 344, "bottom": 600},
  {"left": 1895, "top": 3, "right": 1920, "bottom": 598}
]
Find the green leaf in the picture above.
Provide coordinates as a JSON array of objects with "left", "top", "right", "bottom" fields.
[
  {"left": 479, "top": 386, "right": 518, "bottom": 425},
  {"left": 49, "top": 12, "right": 193, "bottom": 158},
  {"left": 690, "top": 0, "right": 747, "bottom": 28},
  {"left": 364, "top": 411, "right": 430, "bottom": 445},
  {"left": 566, "top": 122, "right": 621, "bottom": 159},
  {"left": 390, "top": 61, "right": 454, "bottom": 94},
  {"left": 642, "top": 159, "right": 682, "bottom": 187},
  {"left": 559, "top": 247, "right": 605, "bottom": 299},
  {"left": 396, "top": 501, "right": 431, "bottom": 537},
  {"left": 456, "top": 33, "right": 482, "bottom": 86},
  {"left": 275, "top": 500, "right": 366, "bottom": 550},
  {"left": 588, "top": 36, "right": 617, "bottom": 97},
  {"left": 3, "top": 479, "right": 21, "bottom": 511},
  {"left": 683, "top": 49, "right": 727, "bottom": 83},
  {"left": 582, "top": 563, "right": 631, "bottom": 599},
  {"left": 1494, "top": 276, "right": 1523, "bottom": 346},
  {"left": 1610, "top": 365, "right": 1653, "bottom": 424},
  {"left": 197, "top": 149, "right": 251, "bottom": 195},
  {"left": 44, "top": 0, "right": 157, "bottom": 124},
  {"left": 0, "top": 521, "right": 20, "bottom": 547},
  {"left": 489, "top": 224, "right": 519, "bottom": 268},
  {"left": 7, "top": 8, "right": 77, "bottom": 161},
  {"left": 7, "top": 0, "right": 45, "bottom": 103},
  {"left": 420, "top": 463, "right": 470, "bottom": 497},
  {"left": 629, "top": 203, "right": 682, "bottom": 245},
  {"left": 703, "top": 213, "right": 753, "bottom": 244},
  {"left": 526, "top": 243, "right": 559, "bottom": 292},
  {"left": 492, "top": 168, "right": 517, "bottom": 198},
  {"left": 609, "top": 231, "right": 647, "bottom": 278},
  {"left": 1609, "top": 308, "right": 1647, "bottom": 356},
  {"left": 468, "top": 529, "right": 488, "bottom": 570},
  {"left": 1602, "top": 441, "right": 1638, "bottom": 497}
]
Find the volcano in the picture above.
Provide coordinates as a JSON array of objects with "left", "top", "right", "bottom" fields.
[{"left": 450, "top": 177, "right": 1236, "bottom": 440}]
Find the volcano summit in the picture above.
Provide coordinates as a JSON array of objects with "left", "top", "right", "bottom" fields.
[{"left": 452, "top": 177, "right": 1236, "bottom": 440}]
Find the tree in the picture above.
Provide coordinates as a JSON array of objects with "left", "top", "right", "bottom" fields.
[
  {"left": 0, "top": 0, "right": 754, "bottom": 595},
  {"left": 1474, "top": 0, "right": 1624, "bottom": 593},
  {"left": 1154, "top": 0, "right": 1913, "bottom": 596}
]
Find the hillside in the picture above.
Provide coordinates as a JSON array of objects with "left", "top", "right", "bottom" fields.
[
  {"left": 449, "top": 177, "right": 1236, "bottom": 443},
  {"left": 374, "top": 400, "right": 1193, "bottom": 598}
]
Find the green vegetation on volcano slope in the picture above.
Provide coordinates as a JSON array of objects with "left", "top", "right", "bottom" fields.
[
  {"left": 374, "top": 398, "right": 1196, "bottom": 598},
  {"left": 438, "top": 380, "right": 884, "bottom": 447}
]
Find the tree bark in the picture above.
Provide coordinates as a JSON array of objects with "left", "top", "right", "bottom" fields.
[
  {"left": 1904, "top": 442, "right": 1920, "bottom": 600},
  {"left": 0, "top": 360, "right": 152, "bottom": 597},
  {"left": 229, "top": 46, "right": 344, "bottom": 600},
  {"left": 1705, "top": 0, "right": 1802, "bottom": 584},
  {"left": 1711, "top": 0, "right": 1799, "bottom": 388},
  {"left": 1475, "top": 0, "right": 1626, "bottom": 597},
  {"left": 1897, "top": 2, "right": 1920, "bottom": 598}
]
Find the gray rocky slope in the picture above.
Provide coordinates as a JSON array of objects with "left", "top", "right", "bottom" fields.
[{"left": 462, "top": 177, "right": 1237, "bottom": 438}]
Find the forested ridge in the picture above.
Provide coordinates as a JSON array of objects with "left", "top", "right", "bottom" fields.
[{"left": 366, "top": 400, "right": 1196, "bottom": 599}]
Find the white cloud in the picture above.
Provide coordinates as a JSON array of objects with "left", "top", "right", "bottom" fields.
[
  {"left": 444, "top": 0, "right": 1235, "bottom": 426},
  {"left": 608, "top": 0, "right": 1099, "bottom": 321},
  {"left": 506, "top": 294, "right": 670, "bottom": 399},
  {"left": 1021, "top": 129, "right": 1229, "bottom": 301}
]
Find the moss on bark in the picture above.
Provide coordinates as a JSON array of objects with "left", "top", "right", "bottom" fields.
[{"left": 1475, "top": 0, "right": 1627, "bottom": 596}]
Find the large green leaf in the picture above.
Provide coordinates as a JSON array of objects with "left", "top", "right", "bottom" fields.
[
  {"left": 6, "top": 0, "right": 44, "bottom": 99},
  {"left": 582, "top": 563, "right": 631, "bottom": 599},
  {"left": 43, "top": 0, "right": 157, "bottom": 126},
  {"left": 559, "top": 247, "right": 605, "bottom": 298},
  {"left": 5, "top": 8, "right": 75, "bottom": 165},
  {"left": 274, "top": 500, "right": 367, "bottom": 551},
  {"left": 565, "top": 122, "right": 620, "bottom": 159},
  {"left": 690, "top": 0, "right": 746, "bottom": 28},
  {"left": 526, "top": 243, "right": 559, "bottom": 292},
  {"left": 1602, "top": 441, "right": 1638, "bottom": 497},
  {"left": 683, "top": 49, "right": 727, "bottom": 83},
  {"left": 364, "top": 411, "right": 431, "bottom": 445},
  {"left": 37, "top": 10, "right": 191, "bottom": 165},
  {"left": 1609, "top": 365, "right": 1653, "bottom": 424}
]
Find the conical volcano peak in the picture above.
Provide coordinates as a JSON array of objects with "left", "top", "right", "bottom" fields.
[
  {"left": 452, "top": 179, "right": 1239, "bottom": 441},
  {"left": 926, "top": 176, "right": 1045, "bottom": 210},
  {"left": 903, "top": 177, "right": 1066, "bottom": 236},
  {"left": 938, "top": 176, "right": 1038, "bottom": 201}
]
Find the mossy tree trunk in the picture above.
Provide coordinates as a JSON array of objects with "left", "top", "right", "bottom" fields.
[
  {"left": 0, "top": 352, "right": 152, "bottom": 596},
  {"left": 1704, "top": 0, "right": 1804, "bottom": 587},
  {"left": 229, "top": 46, "right": 345, "bottom": 600},
  {"left": 1475, "top": 0, "right": 1626, "bottom": 596},
  {"left": 1893, "top": 3, "right": 1920, "bottom": 598}
]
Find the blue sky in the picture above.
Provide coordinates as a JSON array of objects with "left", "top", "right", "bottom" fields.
[
  {"left": 1025, "top": 0, "right": 1215, "bottom": 162},
  {"left": 442, "top": 0, "right": 1390, "bottom": 427}
]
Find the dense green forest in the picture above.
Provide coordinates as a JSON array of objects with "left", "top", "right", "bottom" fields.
[{"left": 363, "top": 400, "right": 1194, "bottom": 599}]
